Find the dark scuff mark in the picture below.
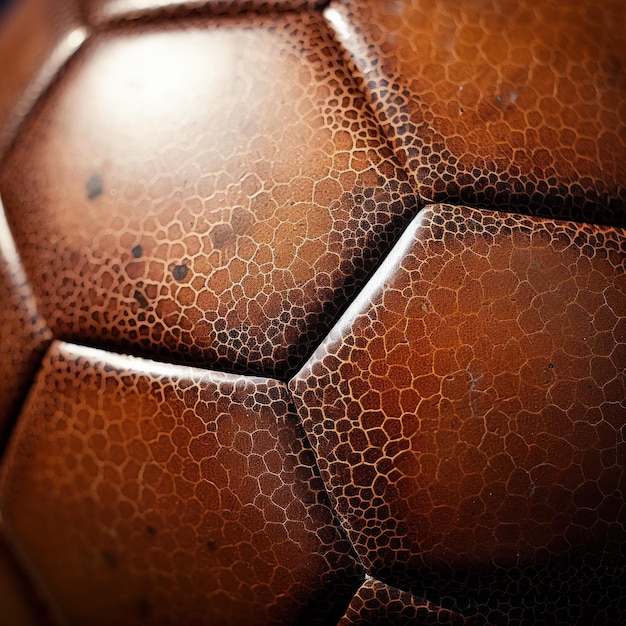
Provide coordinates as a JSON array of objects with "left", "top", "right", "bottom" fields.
[
  {"left": 210, "top": 223, "right": 234, "bottom": 248},
  {"left": 232, "top": 206, "right": 254, "bottom": 235},
  {"left": 134, "top": 289, "right": 149, "bottom": 308},
  {"left": 86, "top": 173, "right": 103, "bottom": 199},
  {"left": 172, "top": 264, "right": 188, "bottom": 281},
  {"left": 101, "top": 549, "right": 118, "bottom": 569},
  {"left": 136, "top": 598, "right": 152, "bottom": 619},
  {"left": 132, "top": 244, "right": 143, "bottom": 258}
]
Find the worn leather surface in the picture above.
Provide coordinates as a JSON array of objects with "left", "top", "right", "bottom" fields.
[
  {"left": 326, "top": 0, "right": 626, "bottom": 227},
  {"left": 0, "top": 200, "right": 51, "bottom": 438},
  {"left": 0, "top": 12, "right": 418, "bottom": 379},
  {"left": 0, "top": 341, "right": 363, "bottom": 625},
  {"left": 84, "top": 0, "right": 325, "bottom": 25},
  {"left": 0, "top": 1, "right": 624, "bottom": 624},
  {"left": 337, "top": 578, "right": 468, "bottom": 625},
  {"left": 290, "top": 204, "right": 625, "bottom": 623},
  {"left": 0, "top": 0, "right": 86, "bottom": 158}
]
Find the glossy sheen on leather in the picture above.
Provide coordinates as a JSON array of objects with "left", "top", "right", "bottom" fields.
[
  {"left": 290, "top": 205, "right": 626, "bottom": 622},
  {"left": 0, "top": 0, "right": 624, "bottom": 624},
  {"left": 0, "top": 341, "right": 364, "bottom": 625},
  {"left": 338, "top": 578, "right": 467, "bottom": 626},
  {"left": 0, "top": 12, "right": 418, "bottom": 379},
  {"left": 0, "top": 0, "right": 86, "bottom": 158},
  {"left": 326, "top": 0, "right": 626, "bottom": 226},
  {"left": 0, "top": 201, "right": 51, "bottom": 437},
  {"left": 85, "top": 0, "right": 324, "bottom": 25}
]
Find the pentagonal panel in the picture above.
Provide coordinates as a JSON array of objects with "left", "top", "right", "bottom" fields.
[
  {"left": 0, "top": 12, "right": 418, "bottom": 378},
  {"left": 325, "top": 0, "right": 626, "bottom": 226},
  {"left": 85, "top": 0, "right": 324, "bottom": 25},
  {"left": 338, "top": 579, "right": 467, "bottom": 626},
  {"left": 0, "top": 199, "right": 51, "bottom": 438},
  {"left": 0, "top": 0, "right": 86, "bottom": 158},
  {"left": 290, "top": 204, "right": 626, "bottom": 622},
  {"left": 0, "top": 341, "right": 363, "bottom": 625}
]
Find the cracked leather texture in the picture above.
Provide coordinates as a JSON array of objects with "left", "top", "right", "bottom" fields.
[
  {"left": 0, "top": 11, "right": 418, "bottom": 379},
  {"left": 0, "top": 0, "right": 85, "bottom": 158},
  {"left": 326, "top": 0, "right": 626, "bottom": 226},
  {"left": 0, "top": 202, "right": 51, "bottom": 437},
  {"left": 290, "top": 204, "right": 626, "bottom": 623},
  {"left": 84, "top": 0, "right": 325, "bottom": 25},
  {"left": 0, "top": 341, "right": 364, "bottom": 625},
  {"left": 0, "top": 0, "right": 624, "bottom": 624},
  {"left": 337, "top": 578, "right": 468, "bottom": 626}
]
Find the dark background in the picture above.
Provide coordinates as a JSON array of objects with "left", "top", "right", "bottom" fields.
[{"left": 0, "top": 0, "right": 13, "bottom": 17}]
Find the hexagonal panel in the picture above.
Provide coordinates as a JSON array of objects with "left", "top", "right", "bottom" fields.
[
  {"left": 325, "top": 0, "right": 626, "bottom": 225},
  {"left": 290, "top": 204, "right": 626, "bottom": 622},
  {"left": 0, "top": 341, "right": 364, "bottom": 625},
  {"left": 0, "top": 11, "right": 418, "bottom": 378}
]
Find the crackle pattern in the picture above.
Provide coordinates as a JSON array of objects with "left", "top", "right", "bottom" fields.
[
  {"left": 0, "top": 12, "right": 418, "bottom": 379},
  {"left": 290, "top": 204, "right": 626, "bottom": 623},
  {"left": 338, "top": 578, "right": 468, "bottom": 626},
  {"left": 326, "top": 0, "right": 626, "bottom": 226},
  {"left": 0, "top": 0, "right": 86, "bottom": 159},
  {"left": 0, "top": 200, "right": 51, "bottom": 439},
  {"left": 0, "top": 341, "right": 364, "bottom": 626},
  {"left": 85, "top": 0, "right": 325, "bottom": 26},
  {"left": 1, "top": 1, "right": 625, "bottom": 624}
]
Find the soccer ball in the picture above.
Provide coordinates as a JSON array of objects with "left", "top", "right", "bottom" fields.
[{"left": 0, "top": 0, "right": 624, "bottom": 624}]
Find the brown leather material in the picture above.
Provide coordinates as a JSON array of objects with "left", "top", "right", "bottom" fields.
[
  {"left": 0, "top": 1, "right": 624, "bottom": 623},
  {"left": 325, "top": 0, "right": 626, "bottom": 226},
  {"left": 85, "top": 0, "right": 325, "bottom": 25},
  {"left": 0, "top": 0, "right": 87, "bottom": 159},
  {"left": 0, "top": 12, "right": 419, "bottom": 379},
  {"left": 290, "top": 204, "right": 626, "bottom": 622},
  {"left": 0, "top": 341, "right": 364, "bottom": 625},
  {"left": 0, "top": 533, "right": 51, "bottom": 626},
  {"left": 338, "top": 578, "right": 468, "bottom": 626},
  {"left": 0, "top": 199, "right": 51, "bottom": 439}
]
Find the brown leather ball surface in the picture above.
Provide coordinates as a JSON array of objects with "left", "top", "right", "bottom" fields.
[{"left": 0, "top": 1, "right": 624, "bottom": 625}]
